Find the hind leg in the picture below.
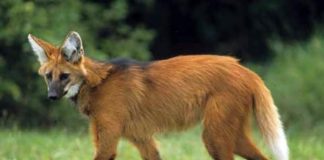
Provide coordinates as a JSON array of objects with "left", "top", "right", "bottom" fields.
[
  {"left": 202, "top": 98, "right": 243, "bottom": 160},
  {"left": 128, "top": 137, "right": 161, "bottom": 160},
  {"left": 202, "top": 128, "right": 235, "bottom": 160},
  {"left": 235, "top": 130, "right": 268, "bottom": 160},
  {"left": 233, "top": 107, "right": 268, "bottom": 160}
]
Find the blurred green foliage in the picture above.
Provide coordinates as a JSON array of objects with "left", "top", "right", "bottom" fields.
[
  {"left": 140, "top": 0, "right": 324, "bottom": 61},
  {"left": 0, "top": 0, "right": 154, "bottom": 127},
  {"left": 262, "top": 33, "right": 324, "bottom": 129},
  {"left": 0, "top": 0, "right": 324, "bottom": 129}
]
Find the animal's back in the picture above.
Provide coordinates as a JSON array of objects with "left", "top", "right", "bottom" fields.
[{"left": 123, "top": 55, "right": 260, "bottom": 136}]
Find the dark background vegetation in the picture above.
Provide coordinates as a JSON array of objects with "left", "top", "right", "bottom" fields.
[{"left": 1, "top": 0, "right": 324, "bottom": 129}]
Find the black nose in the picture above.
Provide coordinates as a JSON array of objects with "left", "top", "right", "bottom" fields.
[{"left": 48, "top": 92, "right": 59, "bottom": 100}]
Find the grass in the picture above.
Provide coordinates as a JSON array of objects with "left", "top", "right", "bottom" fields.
[{"left": 1, "top": 126, "right": 324, "bottom": 160}]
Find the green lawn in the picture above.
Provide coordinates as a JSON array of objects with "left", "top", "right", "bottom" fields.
[{"left": 0, "top": 126, "right": 323, "bottom": 160}]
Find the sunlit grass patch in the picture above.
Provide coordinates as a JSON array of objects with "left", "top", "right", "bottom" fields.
[{"left": 1, "top": 126, "right": 324, "bottom": 160}]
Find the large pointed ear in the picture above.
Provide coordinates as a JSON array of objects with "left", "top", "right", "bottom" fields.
[
  {"left": 61, "top": 31, "right": 84, "bottom": 63},
  {"left": 28, "top": 34, "right": 51, "bottom": 64}
]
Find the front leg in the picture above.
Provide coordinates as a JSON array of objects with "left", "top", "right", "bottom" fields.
[
  {"left": 91, "top": 116, "right": 122, "bottom": 160},
  {"left": 128, "top": 137, "right": 162, "bottom": 160}
]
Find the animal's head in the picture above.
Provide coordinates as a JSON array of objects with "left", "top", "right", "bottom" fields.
[{"left": 28, "top": 31, "right": 86, "bottom": 100}]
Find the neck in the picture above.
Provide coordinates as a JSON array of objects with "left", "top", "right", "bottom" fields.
[
  {"left": 81, "top": 57, "right": 112, "bottom": 87},
  {"left": 70, "top": 83, "right": 92, "bottom": 115},
  {"left": 67, "top": 57, "right": 112, "bottom": 104},
  {"left": 69, "top": 57, "right": 112, "bottom": 112}
]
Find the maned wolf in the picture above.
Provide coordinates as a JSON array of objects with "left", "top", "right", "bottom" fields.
[{"left": 28, "top": 31, "right": 289, "bottom": 160}]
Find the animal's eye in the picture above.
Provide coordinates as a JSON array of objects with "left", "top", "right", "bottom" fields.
[
  {"left": 45, "top": 72, "right": 52, "bottom": 80},
  {"left": 59, "top": 73, "right": 70, "bottom": 81}
]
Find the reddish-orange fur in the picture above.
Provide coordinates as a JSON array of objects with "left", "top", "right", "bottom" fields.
[{"left": 29, "top": 33, "right": 288, "bottom": 160}]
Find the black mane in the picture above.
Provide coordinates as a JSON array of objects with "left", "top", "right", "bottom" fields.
[{"left": 109, "top": 58, "right": 151, "bottom": 71}]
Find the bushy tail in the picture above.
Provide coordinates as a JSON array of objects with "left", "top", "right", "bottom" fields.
[{"left": 254, "top": 83, "right": 289, "bottom": 160}]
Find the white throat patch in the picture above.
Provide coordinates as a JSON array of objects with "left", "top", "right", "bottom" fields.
[{"left": 65, "top": 82, "right": 82, "bottom": 98}]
